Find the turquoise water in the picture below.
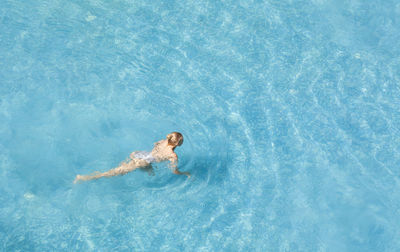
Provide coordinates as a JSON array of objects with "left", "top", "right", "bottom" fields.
[{"left": 1, "top": 0, "right": 400, "bottom": 251}]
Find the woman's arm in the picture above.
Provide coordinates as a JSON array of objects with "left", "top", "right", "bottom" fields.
[{"left": 169, "top": 154, "right": 190, "bottom": 178}]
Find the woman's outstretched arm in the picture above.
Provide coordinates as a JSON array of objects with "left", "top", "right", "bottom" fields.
[{"left": 169, "top": 155, "right": 190, "bottom": 178}]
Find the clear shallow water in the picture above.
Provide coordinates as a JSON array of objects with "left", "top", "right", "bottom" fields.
[{"left": 1, "top": 0, "right": 400, "bottom": 251}]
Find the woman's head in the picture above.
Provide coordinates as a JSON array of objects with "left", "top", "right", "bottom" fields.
[{"left": 167, "top": 132, "right": 183, "bottom": 147}]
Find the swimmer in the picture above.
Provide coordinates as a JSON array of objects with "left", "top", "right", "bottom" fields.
[{"left": 74, "top": 132, "right": 190, "bottom": 183}]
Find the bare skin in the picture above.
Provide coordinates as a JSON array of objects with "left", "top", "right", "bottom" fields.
[{"left": 74, "top": 137, "right": 190, "bottom": 183}]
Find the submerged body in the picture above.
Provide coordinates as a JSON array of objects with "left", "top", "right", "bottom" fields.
[{"left": 74, "top": 132, "right": 189, "bottom": 183}]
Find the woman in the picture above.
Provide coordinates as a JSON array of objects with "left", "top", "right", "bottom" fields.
[{"left": 74, "top": 132, "right": 189, "bottom": 183}]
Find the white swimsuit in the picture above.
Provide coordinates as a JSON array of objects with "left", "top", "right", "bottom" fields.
[{"left": 133, "top": 151, "right": 156, "bottom": 163}]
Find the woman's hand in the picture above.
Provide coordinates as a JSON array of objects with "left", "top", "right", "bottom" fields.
[
  {"left": 183, "top": 171, "right": 191, "bottom": 178},
  {"left": 173, "top": 169, "right": 191, "bottom": 178}
]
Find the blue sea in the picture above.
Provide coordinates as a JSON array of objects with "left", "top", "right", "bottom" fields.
[{"left": 1, "top": 0, "right": 400, "bottom": 251}]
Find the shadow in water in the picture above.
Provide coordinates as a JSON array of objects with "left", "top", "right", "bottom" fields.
[{"left": 184, "top": 154, "right": 230, "bottom": 185}]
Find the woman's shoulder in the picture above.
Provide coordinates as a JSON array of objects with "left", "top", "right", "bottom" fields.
[
  {"left": 154, "top": 139, "right": 166, "bottom": 146},
  {"left": 151, "top": 148, "right": 177, "bottom": 161}
]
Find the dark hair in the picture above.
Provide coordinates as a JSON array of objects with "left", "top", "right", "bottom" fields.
[{"left": 167, "top": 132, "right": 183, "bottom": 147}]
